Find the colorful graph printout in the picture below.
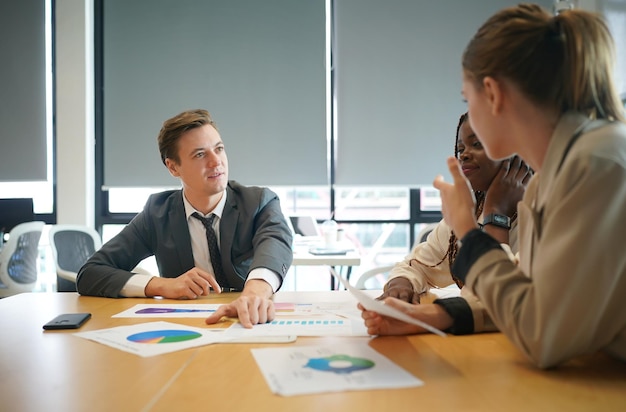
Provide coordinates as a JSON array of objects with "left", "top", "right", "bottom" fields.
[
  {"left": 127, "top": 329, "right": 202, "bottom": 344},
  {"left": 74, "top": 321, "right": 232, "bottom": 357},
  {"left": 112, "top": 304, "right": 223, "bottom": 318},
  {"left": 251, "top": 343, "right": 423, "bottom": 396},
  {"left": 306, "top": 354, "right": 375, "bottom": 373},
  {"left": 224, "top": 316, "right": 367, "bottom": 337}
]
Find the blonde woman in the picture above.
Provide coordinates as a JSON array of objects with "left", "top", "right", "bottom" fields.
[{"left": 362, "top": 4, "right": 626, "bottom": 368}]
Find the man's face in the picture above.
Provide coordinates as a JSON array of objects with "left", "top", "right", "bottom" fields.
[{"left": 165, "top": 124, "right": 228, "bottom": 198}]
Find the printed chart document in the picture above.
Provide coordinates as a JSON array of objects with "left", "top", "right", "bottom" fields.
[
  {"left": 113, "top": 304, "right": 223, "bottom": 318},
  {"left": 251, "top": 343, "right": 423, "bottom": 396},
  {"left": 272, "top": 301, "right": 360, "bottom": 320},
  {"left": 113, "top": 302, "right": 369, "bottom": 337},
  {"left": 223, "top": 299, "right": 368, "bottom": 337},
  {"left": 111, "top": 302, "right": 345, "bottom": 319},
  {"left": 74, "top": 321, "right": 233, "bottom": 357},
  {"left": 224, "top": 315, "right": 367, "bottom": 337}
]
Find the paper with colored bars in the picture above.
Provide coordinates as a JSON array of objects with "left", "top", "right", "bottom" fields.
[
  {"left": 329, "top": 268, "right": 447, "bottom": 337},
  {"left": 112, "top": 304, "right": 221, "bottom": 318}
]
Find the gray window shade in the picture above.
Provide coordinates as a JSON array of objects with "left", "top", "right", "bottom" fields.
[
  {"left": 103, "top": 0, "right": 326, "bottom": 188},
  {"left": 333, "top": 0, "right": 552, "bottom": 186},
  {"left": 0, "top": 0, "right": 47, "bottom": 182}
]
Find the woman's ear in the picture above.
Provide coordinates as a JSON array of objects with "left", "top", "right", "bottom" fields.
[{"left": 482, "top": 76, "right": 504, "bottom": 115}]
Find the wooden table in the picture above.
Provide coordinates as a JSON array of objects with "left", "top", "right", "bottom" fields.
[{"left": 1, "top": 291, "right": 625, "bottom": 412}]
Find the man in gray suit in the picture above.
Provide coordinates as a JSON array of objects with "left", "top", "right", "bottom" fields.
[{"left": 77, "top": 109, "right": 293, "bottom": 327}]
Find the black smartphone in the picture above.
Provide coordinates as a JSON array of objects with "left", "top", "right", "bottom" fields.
[{"left": 43, "top": 313, "right": 92, "bottom": 330}]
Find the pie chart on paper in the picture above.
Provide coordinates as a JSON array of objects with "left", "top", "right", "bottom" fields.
[{"left": 127, "top": 329, "right": 202, "bottom": 344}]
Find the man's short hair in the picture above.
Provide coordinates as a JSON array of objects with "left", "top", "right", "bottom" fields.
[{"left": 157, "top": 109, "right": 217, "bottom": 165}]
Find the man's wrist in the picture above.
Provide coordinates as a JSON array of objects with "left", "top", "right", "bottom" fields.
[
  {"left": 247, "top": 267, "right": 280, "bottom": 293},
  {"left": 243, "top": 278, "right": 274, "bottom": 298}
]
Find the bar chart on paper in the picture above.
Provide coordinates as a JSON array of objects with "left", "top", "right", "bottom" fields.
[
  {"left": 225, "top": 316, "right": 367, "bottom": 337},
  {"left": 269, "top": 318, "right": 349, "bottom": 335}
]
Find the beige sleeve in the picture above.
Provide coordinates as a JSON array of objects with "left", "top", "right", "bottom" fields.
[
  {"left": 387, "top": 219, "right": 456, "bottom": 294},
  {"left": 461, "top": 231, "right": 517, "bottom": 334},
  {"left": 459, "top": 287, "right": 498, "bottom": 333},
  {"left": 466, "top": 147, "right": 626, "bottom": 368}
]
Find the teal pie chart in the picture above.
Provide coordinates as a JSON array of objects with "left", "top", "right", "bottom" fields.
[
  {"left": 305, "top": 354, "right": 375, "bottom": 374},
  {"left": 127, "top": 329, "right": 202, "bottom": 344}
]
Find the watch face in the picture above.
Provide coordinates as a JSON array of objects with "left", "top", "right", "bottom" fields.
[{"left": 494, "top": 215, "right": 508, "bottom": 224}]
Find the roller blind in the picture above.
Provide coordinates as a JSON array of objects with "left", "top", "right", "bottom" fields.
[
  {"left": 333, "top": 0, "right": 552, "bottom": 186},
  {"left": 0, "top": 0, "right": 47, "bottom": 182},
  {"left": 103, "top": 0, "right": 326, "bottom": 188},
  {"left": 602, "top": 0, "right": 626, "bottom": 96}
]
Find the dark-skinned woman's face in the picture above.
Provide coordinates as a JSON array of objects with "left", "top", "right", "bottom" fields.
[{"left": 455, "top": 119, "right": 502, "bottom": 192}]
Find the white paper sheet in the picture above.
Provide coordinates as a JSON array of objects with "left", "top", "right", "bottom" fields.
[
  {"left": 112, "top": 304, "right": 223, "bottom": 318},
  {"left": 330, "top": 269, "right": 447, "bottom": 337},
  {"left": 274, "top": 301, "right": 361, "bottom": 319},
  {"left": 251, "top": 343, "right": 423, "bottom": 396},
  {"left": 74, "top": 321, "right": 233, "bottom": 357},
  {"left": 224, "top": 315, "right": 368, "bottom": 337},
  {"left": 429, "top": 284, "right": 462, "bottom": 299},
  {"left": 112, "top": 302, "right": 358, "bottom": 319}
]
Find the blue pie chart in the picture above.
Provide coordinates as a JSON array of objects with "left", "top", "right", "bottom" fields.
[
  {"left": 127, "top": 329, "right": 202, "bottom": 344},
  {"left": 305, "top": 354, "right": 375, "bottom": 374}
]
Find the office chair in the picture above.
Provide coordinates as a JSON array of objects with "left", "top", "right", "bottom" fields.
[
  {"left": 354, "top": 265, "right": 395, "bottom": 290},
  {"left": 416, "top": 222, "right": 438, "bottom": 244},
  {"left": 0, "top": 221, "right": 45, "bottom": 298},
  {"left": 48, "top": 225, "right": 102, "bottom": 292},
  {"left": 354, "top": 223, "right": 439, "bottom": 290}
]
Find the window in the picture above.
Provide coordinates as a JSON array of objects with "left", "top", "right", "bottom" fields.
[
  {"left": 0, "top": 0, "right": 54, "bottom": 216},
  {"left": 100, "top": 1, "right": 585, "bottom": 287}
]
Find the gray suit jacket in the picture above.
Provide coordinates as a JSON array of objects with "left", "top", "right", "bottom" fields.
[{"left": 76, "top": 181, "right": 293, "bottom": 297}]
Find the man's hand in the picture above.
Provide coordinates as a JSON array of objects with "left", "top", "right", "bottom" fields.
[
  {"left": 359, "top": 298, "right": 453, "bottom": 336},
  {"left": 378, "top": 277, "right": 420, "bottom": 304},
  {"left": 205, "top": 279, "right": 274, "bottom": 328},
  {"left": 145, "top": 267, "right": 221, "bottom": 299}
]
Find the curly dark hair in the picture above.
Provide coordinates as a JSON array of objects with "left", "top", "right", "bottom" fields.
[{"left": 410, "top": 112, "right": 485, "bottom": 288}]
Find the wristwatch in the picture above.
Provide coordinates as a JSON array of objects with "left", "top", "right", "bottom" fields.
[{"left": 482, "top": 213, "right": 511, "bottom": 229}]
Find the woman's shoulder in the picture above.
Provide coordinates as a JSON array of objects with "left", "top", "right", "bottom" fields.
[{"left": 567, "top": 121, "right": 626, "bottom": 173}]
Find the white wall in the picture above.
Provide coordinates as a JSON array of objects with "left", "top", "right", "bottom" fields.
[{"left": 54, "top": 0, "right": 94, "bottom": 227}]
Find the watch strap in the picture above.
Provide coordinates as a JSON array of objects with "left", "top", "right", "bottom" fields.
[{"left": 482, "top": 213, "right": 511, "bottom": 229}]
